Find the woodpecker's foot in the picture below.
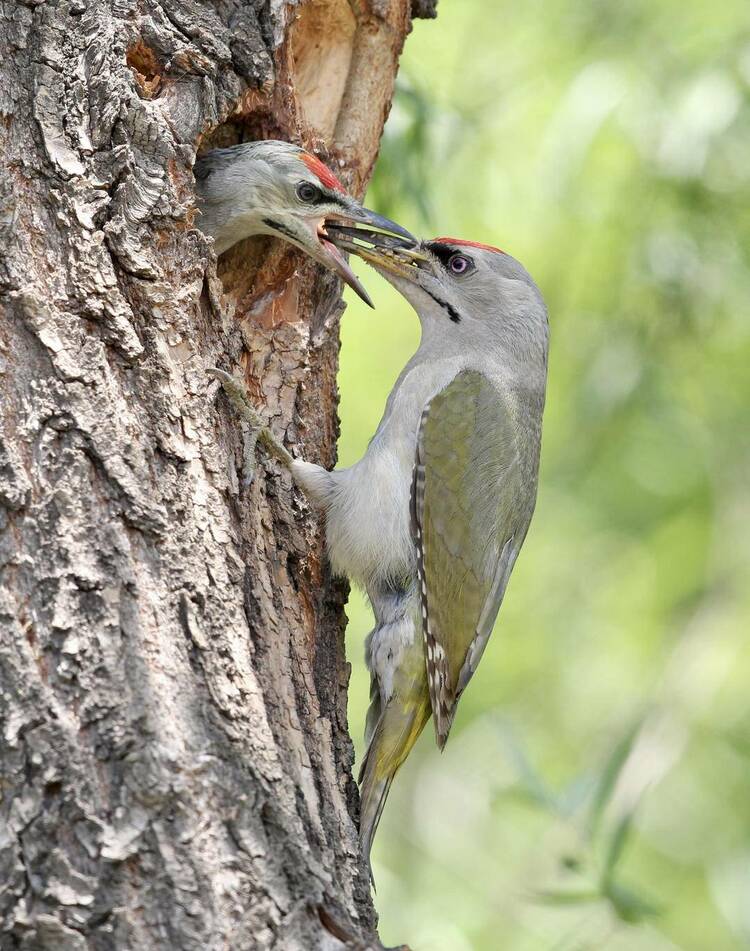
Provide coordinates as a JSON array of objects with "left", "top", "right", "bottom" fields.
[
  {"left": 207, "top": 368, "right": 264, "bottom": 429},
  {"left": 208, "top": 368, "right": 294, "bottom": 484}
]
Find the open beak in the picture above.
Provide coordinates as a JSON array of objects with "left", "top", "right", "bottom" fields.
[
  {"left": 324, "top": 224, "right": 431, "bottom": 283},
  {"left": 311, "top": 206, "right": 416, "bottom": 308}
]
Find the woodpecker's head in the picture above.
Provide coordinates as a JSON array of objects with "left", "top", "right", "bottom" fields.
[
  {"left": 330, "top": 229, "right": 548, "bottom": 362},
  {"left": 194, "top": 140, "right": 413, "bottom": 307}
]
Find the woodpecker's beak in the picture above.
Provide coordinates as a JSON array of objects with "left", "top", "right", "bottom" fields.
[
  {"left": 311, "top": 206, "right": 415, "bottom": 309},
  {"left": 310, "top": 224, "right": 374, "bottom": 307},
  {"left": 347, "top": 207, "right": 415, "bottom": 244},
  {"left": 325, "top": 226, "right": 431, "bottom": 282}
]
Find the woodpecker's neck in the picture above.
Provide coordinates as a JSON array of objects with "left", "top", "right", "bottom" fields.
[
  {"left": 371, "top": 351, "right": 463, "bottom": 453},
  {"left": 197, "top": 191, "right": 273, "bottom": 255}
]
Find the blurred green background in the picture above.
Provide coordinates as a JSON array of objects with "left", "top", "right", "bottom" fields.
[{"left": 337, "top": 2, "right": 750, "bottom": 949}]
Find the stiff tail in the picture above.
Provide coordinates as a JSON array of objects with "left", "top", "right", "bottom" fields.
[{"left": 358, "top": 686, "right": 431, "bottom": 875}]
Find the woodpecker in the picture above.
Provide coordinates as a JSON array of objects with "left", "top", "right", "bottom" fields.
[
  {"left": 194, "top": 140, "right": 413, "bottom": 307},
  {"left": 209, "top": 231, "right": 549, "bottom": 871}
]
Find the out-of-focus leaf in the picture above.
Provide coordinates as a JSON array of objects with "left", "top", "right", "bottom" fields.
[
  {"left": 586, "top": 719, "right": 643, "bottom": 840},
  {"left": 721, "top": 727, "right": 750, "bottom": 761},
  {"left": 604, "top": 881, "right": 662, "bottom": 924},
  {"left": 533, "top": 887, "right": 602, "bottom": 906},
  {"left": 601, "top": 808, "right": 637, "bottom": 883},
  {"left": 497, "top": 722, "right": 557, "bottom": 812},
  {"left": 558, "top": 771, "right": 598, "bottom": 818}
]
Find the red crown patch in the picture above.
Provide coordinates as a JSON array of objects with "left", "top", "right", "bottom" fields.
[
  {"left": 300, "top": 153, "right": 347, "bottom": 194},
  {"left": 432, "top": 237, "right": 505, "bottom": 254}
]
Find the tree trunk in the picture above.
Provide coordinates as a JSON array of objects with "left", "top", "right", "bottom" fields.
[{"left": 0, "top": 1, "right": 430, "bottom": 947}]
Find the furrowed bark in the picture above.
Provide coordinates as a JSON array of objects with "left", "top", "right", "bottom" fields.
[{"left": 0, "top": 1, "right": 432, "bottom": 947}]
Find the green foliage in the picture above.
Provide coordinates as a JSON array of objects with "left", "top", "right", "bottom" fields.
[{"left": 337, "top": 1, "right": 750, "bottom": 947}]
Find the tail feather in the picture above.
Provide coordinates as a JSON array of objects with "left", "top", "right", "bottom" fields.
[
  {"left": 358, "top": 768, "right": 393, "bottom": 879},
  {"left": 358, "top": 689, "right": 431, "bottom": 876},
  {"left": 362, "top": 667, "right": 383, "bottom": 756}
]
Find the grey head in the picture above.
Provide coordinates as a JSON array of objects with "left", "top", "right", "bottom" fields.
[
  {"left": 194, "top": 140, "right": 413, "bottom": 307},
  {"left": 329, "top": 231, "right": 549, "bottom": 377}
]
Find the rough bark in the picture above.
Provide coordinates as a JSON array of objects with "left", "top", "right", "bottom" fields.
[{"left": 0, "top": 1, "right": 428, "bottom": 947}]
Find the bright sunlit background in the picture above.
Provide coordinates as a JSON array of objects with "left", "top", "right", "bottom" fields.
[{"left": 337, "top": 3, "right": 750, "bottom": 949}]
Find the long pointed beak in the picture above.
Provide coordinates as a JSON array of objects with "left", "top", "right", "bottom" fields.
[
  {"left": 352, "top": 207, "right": 415, "bottom": 244},
  {"left": 294, "top": 217, "right": 374, "bottom": 307},
  {"left": 325, "top": 227, "right": 431, "bottom": 283},
  {"left": 296, "top": 205, "right": 415, "bottom": 308},
  {"left": 315, "top": 205, "right": 415, "bottom": 307},
  {"left": 317, "top": 233, "right": 375, "bottom": 308}
]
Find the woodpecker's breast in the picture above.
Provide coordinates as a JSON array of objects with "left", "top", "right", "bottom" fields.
[{"left": 325, "top": 442, "right": 416, "bottom": 591}]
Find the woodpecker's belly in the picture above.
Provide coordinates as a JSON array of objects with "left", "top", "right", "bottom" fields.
[{"left": 325, "top": 442, "right": 416, "bottom": 592}]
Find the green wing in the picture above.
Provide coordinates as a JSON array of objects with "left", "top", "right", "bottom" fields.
[{"left": 411, "top": 369, "right": 532, "bottom": 748}]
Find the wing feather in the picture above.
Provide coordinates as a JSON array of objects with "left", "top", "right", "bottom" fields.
[{"left": 411, "top": 369, "right": 537, "bottom": 748}]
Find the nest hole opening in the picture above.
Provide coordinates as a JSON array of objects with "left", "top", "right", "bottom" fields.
[
  {"left": 194, "top": 114, "right": 306, "bottom": 323},
  {"left": 197, "top": 112, "right": 290, "bottom": 157}
]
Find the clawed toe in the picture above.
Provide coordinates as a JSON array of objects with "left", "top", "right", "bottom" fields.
[
  {"left": 207, "top": 367, "right": 265, "bottom": 431},
  {"left": 207, "top": 366, "right": 294, "bottom": 474}
]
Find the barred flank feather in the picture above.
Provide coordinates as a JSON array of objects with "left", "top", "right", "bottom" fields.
[{"left": 411, "top": 406, "right": 455, "bottom": 748}]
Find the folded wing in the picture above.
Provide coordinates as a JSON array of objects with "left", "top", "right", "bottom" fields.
[{"left": 411, "top": 369, "right": 531, "bottom": 747}]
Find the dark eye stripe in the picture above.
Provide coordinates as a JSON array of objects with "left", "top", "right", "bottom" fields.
[
  {"left": 297, "top": 185, "right": 348, "bottom": 209},
  {"left": 325, "top": 193, "right": 348, "bottom": 209},
  {"left": 422, "top": 243, "right": 465, "bottom": 322},
  {"left": 425, "top": 241, "right": 456, "bottom": 265},
  {"left": 426, "top": 242, "right": 475, "bottom": 275}
]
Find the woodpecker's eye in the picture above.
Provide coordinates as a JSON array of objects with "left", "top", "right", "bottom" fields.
[
  {"left": 296, "top": 182, "right": 321, "bottom": 203},
  {"left": 448, "top": 253, "right": 472, "bottom": 275}
]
